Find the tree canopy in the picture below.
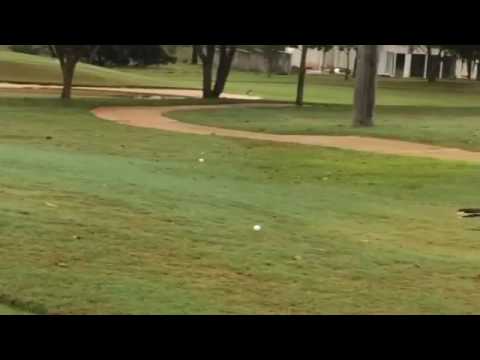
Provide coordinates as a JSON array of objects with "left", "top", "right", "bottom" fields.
[
  {"left": 89, "top": 45, "right": 176, "bottom": 67},
  {"left": 48, "top": 45, "right": 98, "bottom": 99}
]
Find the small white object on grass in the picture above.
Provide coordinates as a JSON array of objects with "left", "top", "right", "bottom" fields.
[
  {"left": 253, "top": 225, "right": 262, "bottom": 232},
  {"left": 198, "top": 158, "right": 205, "bottom": 163}
]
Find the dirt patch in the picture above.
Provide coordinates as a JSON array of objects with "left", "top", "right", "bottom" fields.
[{"left": 93, "top": 104, "right": 480, "bottom": 163}]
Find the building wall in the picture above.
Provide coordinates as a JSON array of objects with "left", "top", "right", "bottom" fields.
[
  {"left": 286, "top": 45, "right": 480, "bottom": 79},
  {"left": 288, "top": 47, "right": 326, "bottom": 70},
  {"left": 214, "top": 49, "right": 291, "bottom": 74},
  {"left": 287, "top": 46, "right": 355, "bottom": 71},
  {"left": 455, "top": 59, "right": 479, "bottom": 79},
  {"left": 333, "top": 47, "right": 356, "bottom": 70}
]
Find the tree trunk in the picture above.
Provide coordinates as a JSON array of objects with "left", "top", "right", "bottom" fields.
[
  {"left": 426, "top": 46, "right": 436, "bottom": 83},
  {"left": 438, "top": 50, "right": 444, "bottom": 80},
  {"left": 197, "top": 45, "right": 236, "bottom": 99},
  {"left": 191, "top": 45, "right": 198, "bottom": 65},
  {"left": 467, "top": 58, "right": 473, "bottom": 80},
  {"left": 353, "top": 45, "right": 378, "bottom": 127},
  {"left": 428, "top": 56, "right": 441, "bottom": 82},
  {"left": 202, "top": 60, "right": 213, "bottom": 98},
  {"left": 477, "top": 62, "right": 480, "bottom": 81},
  {"left": 60, "top": 57, "right": 78, "bottom": 100},
  {"left": 196, "top": 45, "right": 215, "bottom": 98},
  {"left": 321, "top": 49, "right": 327, "bottom": 72},
  {"left": 212, "top": 46, "right": 236, "bottom": 98},
  {"left": 296, "top": 46, "right": 308, "bottom": 106},
  {"left": 267, "top": 56, "right": 273, "bottom": 78},
  {"left": 345, "top": 48, "right": 351, "bottom": 81},
  {"left": 88, "top": 46, "right": 100, "bottom": 65},
  {"left": 352, "top": 49, "right": 358, "bottom": 78}
]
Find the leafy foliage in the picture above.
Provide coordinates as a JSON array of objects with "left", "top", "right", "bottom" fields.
[
  {"left": 89, "top": 45, "right": 177, "bottom": 67},
  {"left": 9, "top": 45, "right": 49, "bottom": 55}
]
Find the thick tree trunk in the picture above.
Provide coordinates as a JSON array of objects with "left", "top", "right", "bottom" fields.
[
  {"left": 197, "top": 45, "right": 236, "bottom": 99},
  {"left": 296, "top": 46, "right": 308, "bottom": 106},
  {"left": 212, "top": 46, "right": 236, "bottom": 98},
  {"left": 191, "top": 45, "right": 198, "bottom": 65},
  {"left": 353, "top": 45, "right": 378, "bottom": 127},
  {"left": 60, "top": 57, "right": 78, "bottom": 100},
  {"left": 196, "top": 45, "right": 215, "bottom": 98},
  {"left": 202, "top": 60, "right": 213, "bottom": 98}
]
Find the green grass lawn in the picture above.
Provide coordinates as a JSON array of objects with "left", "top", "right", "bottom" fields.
[
  {"left": 170, "top": 104, "right": 480, "bottom": 151},
  {"left": 1, "top": 97, "right": 480, "bottom": 314},
  {"left": 0, "top": 49, "right": 197, "bottom": 89},
  {"left": 2, "top": 49, "right": 480, "bottom": 314},
  {"left": 0, "top": 304, "right": 30, "bottom": 315}
]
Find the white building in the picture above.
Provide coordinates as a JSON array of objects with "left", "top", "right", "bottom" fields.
[{"left": 287, "top": 45, "right": 479, "bottom": 80}]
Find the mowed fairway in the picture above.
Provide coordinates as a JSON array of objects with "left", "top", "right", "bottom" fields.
[
  {"left": 171, "top": 104, "right": 480, "bottom": 152},
  {"left": 0, "top": 304, "right": 29, "bottom": 315},
  {"left": 2, "top": 48, "right": 480, "bottom": 314},
  {"left": 1, "top": 97, "right": 480, "bottom": 314}
]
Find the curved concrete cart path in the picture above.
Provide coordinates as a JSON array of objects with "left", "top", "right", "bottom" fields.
[
  {"left": 0, "top": 82, "right": 262, "bottom": 100},
  {"left": 93, "top": 104, "right": 480, "bottom": 163}
]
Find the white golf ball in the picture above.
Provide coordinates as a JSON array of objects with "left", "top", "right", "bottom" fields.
[
  {"left": 198, "top": 158, "right": 205, "bottom": 163},
  {"left": 254, "top": 225, "right": 262, "bottom": 231}
]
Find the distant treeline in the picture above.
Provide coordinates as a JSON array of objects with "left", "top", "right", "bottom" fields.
[{"left": 9, "top": 45, "right": 177, "bottom": 67}]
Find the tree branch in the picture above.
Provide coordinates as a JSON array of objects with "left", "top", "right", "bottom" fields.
[
  {"left": 47, "top": 45, "right": 57, "bottom": 58},
  {"left": 194, "top": 45, "right": 207, "bottom": 62}
]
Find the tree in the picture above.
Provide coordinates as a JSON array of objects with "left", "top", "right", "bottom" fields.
[
  {"left": 454, "top": 45, "right": 480, "bottom": 80},
  {"left": 296, "top": 45, "right": 308, "bottom": 106},
  {"left": 353, "top": 45, "right": 378, "bottom": 127},
  {"left": 261, "top": 45, "right": 287, "bottom": 77},
  {"left": 195, "top": 45, "right": 237, "bottom": 99},
  {"left": 89, "top": 46, "right": 175, "bottom": 67},
  {"left": 439, "top": 45, "right": 480, "bottom": 80},
  {"left": 423, "top": 45, "right": 443, "bottom": 82},
  {"left": 352, "top": 47, "right": 359, "bottom": 78},
  {"left": 294, "top": 45, "right": 332, "bottom": 106},
  {"left": 238, "top": 45, "right": 288, "bottom": 76},
  {"left": 339, "top": 45, "right": 357, "bottom": 80},
  {"left": 48, "top": 45, "right": 98, "bottom": 100},
  {"left": 426, "top": 46, "right": 435, "bottom": 82},
  {"left": 191, "top": 45, "right": 198, "bottom": 65}
]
